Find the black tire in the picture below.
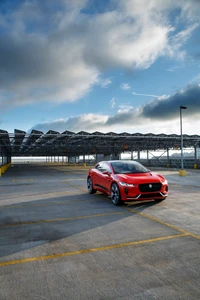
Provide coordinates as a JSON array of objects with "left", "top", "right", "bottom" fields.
[
  {"left": 111, "top": 183, "right": 123, "bottom": 205},
  {"left": 87, "top": 177, "right": 96, "bottom": 194},
  {"left": 154, "top": 197, "right": 166, "bottom": 203}
]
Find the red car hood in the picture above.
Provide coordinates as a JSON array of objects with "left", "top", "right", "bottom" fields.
[{"left": 114, "top": 172, "right": 165, "bottom": 183}]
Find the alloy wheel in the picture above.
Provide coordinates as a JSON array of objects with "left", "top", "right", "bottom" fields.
[{"left": 111, "top": 183, "right": 121, "bottom": 205}]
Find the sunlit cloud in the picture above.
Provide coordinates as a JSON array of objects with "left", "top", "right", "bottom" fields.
[
  {"left": 120, "top": 83, "right": 131, "bottom": 90},
  {"left": 0, "top": 0, "right": 199, "bottom": 109}
]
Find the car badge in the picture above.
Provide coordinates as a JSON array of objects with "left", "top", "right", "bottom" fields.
[{"left": 149, "top": 184, "right": 152, "bottom": 188}]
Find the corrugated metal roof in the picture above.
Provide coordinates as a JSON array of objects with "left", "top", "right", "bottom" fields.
[{"left": 1, "top": 129, "right": 200, "bottom": 157}]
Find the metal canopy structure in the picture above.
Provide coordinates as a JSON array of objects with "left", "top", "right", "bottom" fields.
[{"left": 1, "top": 129, "right": 200, "bottom": 157}]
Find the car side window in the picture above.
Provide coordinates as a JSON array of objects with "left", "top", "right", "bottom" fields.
[
  {"left": 95, "top": 162, "right": 111, "bottom": 173},
  {"left": 95, "top": 163, "right": 100, "bottom": 170},
  {"left": 95, "top": 162, "right": 105, "bottom": 172},
  {"left": 102, "top": 162, "right": 112, "bottom": 173}
]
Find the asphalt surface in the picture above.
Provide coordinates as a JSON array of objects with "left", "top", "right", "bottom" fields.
[{"left": 0, "top": 164, "right": 200, "bottom": 300}]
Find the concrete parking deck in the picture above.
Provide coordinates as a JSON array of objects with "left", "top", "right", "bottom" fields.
[{"left": 0, "top": 164, "right": 200, "bottom": 300}]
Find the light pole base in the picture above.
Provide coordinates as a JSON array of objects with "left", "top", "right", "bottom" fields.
[{"left": 179, "top": 169, "right": 187, "bottom": 176}]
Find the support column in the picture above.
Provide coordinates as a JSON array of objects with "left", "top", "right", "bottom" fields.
[
  {"left": 194, "top": 146, "right": 197, "bottom": 161},
  {"left": 137, "top": 149, "right": 140, "bottom": 162},
  {"left": 167, "top": 148, "right": 170, "bottom": 168},
  {"left": 194, "top": 146, "right": 197, "bottom": 169},
  {"left": 131, "top": 151, "right": 133, "bottom": 160},
  {"left": 147, "top": 150, "right": 149, "bottom": 166},
  {"left": 83, "top": 155, "right": 86, "bottom": 167}
]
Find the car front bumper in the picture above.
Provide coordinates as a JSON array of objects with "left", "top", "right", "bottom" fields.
[{"left": 120, "top": 184, "right": 168, "bottom": 201}]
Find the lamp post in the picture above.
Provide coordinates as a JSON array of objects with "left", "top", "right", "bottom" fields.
[{"left": 180, "top": 105, "right": 187, "bottom": 173}]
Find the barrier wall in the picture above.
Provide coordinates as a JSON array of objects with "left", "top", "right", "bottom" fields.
[{"left": 0, "top": 162, "right": 11, "bottom": 177}]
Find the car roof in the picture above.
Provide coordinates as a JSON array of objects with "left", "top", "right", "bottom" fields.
[
  {"left": 107, "top": 160, "right": 137, "bottom": 163},
  {"left": 96, "top": 160, "right": 138, "bottom": 164}
]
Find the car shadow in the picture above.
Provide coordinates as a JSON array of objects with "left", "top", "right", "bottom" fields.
[
  {"left": 125, "top": 199, "right": 160, "bottom": 211},
  {"left": 0, "top": 192, "right": 134, "bottom": 259},
  {"left": 0, "top": 164, "right": 168, "bottom": 260}
]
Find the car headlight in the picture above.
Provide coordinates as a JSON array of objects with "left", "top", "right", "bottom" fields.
[
  {"left": 162, "top": 180, "right": 168, "bottom": 185},
  {"left": 119, "top": 182, "right": 136, "bottom": 187}
]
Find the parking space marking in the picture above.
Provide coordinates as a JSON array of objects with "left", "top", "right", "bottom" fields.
[
  {"left": 0, "top": 233, "right": 188, "bottom": 267},
  {"left": 128, "top": 208, "right": 200, "bottom": 240},
  {"left": 64, "top": 181, "right": 200, "bottom": 241},
  {"left": 0, "top": 199, "right": 93, "bottom": 210},
  {"left": 12, "top": 179, "right": 34, "bottom": 183},
  {"left": 0, "top": 190, "right": 79, "bottom": 201},
  {"left": 63, "top": 177, "right": 85, "bottom": 180},
  {"left": 64, "top": 180, "right": 87, "bottom": 192},
  {"left": 170, "top": 184, "right": 200, "bottom": 190},
  {"left": 0, "top": 211, "right": 129, "bottom": 227}
]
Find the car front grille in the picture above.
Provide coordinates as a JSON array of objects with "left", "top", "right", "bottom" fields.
[{"left": 139, "top": 183, "right": 162, "bottom": 192}]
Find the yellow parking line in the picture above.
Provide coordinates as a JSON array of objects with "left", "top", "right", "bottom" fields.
[
  {"left": 0, "top": 190, "right": 78, "bottom": 200},
  {"left": 0, "top": 199, "right": 92, "bottom": 210},
  {"left": 63, "top": 177, "right": 85, "bottom": 180},
  {"left": 128, "top": 208, "right": 200, "bottom": 240},
  {"left": 64, "top": 182, "right": 200, "bottom": 240},
  {"left": 64, "top": 180, "right": 87, "bottom": 192},
  {"left": 12, "top": 179, "right": 34, "bottom": 182},
  {"left": 0, "top": 211, "right": 129, "bottom": 227},
  {"left": 0, "top": 233, "right": 187, "bottom": 267}
]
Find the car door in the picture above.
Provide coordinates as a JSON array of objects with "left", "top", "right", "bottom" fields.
[
  {"left": 100, "top": 162, "right": 112, "bottom": 193},
  {"left": 93, "top": 162, "right": 111, "bottom": 192},
  {"left": 92, "top": 162, "right": 106, "bottom": 191}
]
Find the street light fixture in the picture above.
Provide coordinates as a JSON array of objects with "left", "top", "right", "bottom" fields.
[{"left": 179, "top": 105, "right": 187, "bottom": 176}]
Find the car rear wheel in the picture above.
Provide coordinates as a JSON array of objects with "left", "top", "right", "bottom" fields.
[
  {"left": 111, "top": 183, "right": 123, "bottom": 205},
  {"left": 87, "top": 177, "right": 96, "bottom": 194}
]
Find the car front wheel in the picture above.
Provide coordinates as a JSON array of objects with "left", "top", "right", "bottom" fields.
[
  {"left": 111, "top": 183, "right": 123, "bottom": 205},
  {"left": 87, "top": 177, "right": 96, "bottom": 194}
]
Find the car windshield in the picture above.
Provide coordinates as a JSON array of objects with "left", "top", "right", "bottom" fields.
[{"left": 111, "top": 161, "right": 149, "bottom": 174}]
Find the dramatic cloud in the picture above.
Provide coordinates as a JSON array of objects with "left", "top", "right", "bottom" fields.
[
  {"left": 0, "top": 0, "right": 199, "bottom": 109},
  {"left": 106, "top": 109, "right": 138, "bottom": 126},
  {"left": 31, "top": 83, "right": 200, "bottom": 134},
  {"left": 30, "top": 114, "right": 109, "bottom": 133},
  {"left": 140, "top": 84, "right": 200, "bottom": 120}
]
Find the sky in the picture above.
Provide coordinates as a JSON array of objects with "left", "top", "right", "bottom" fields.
[{"left": 0, "top": 0, "right": 200, "bottom": 135}]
